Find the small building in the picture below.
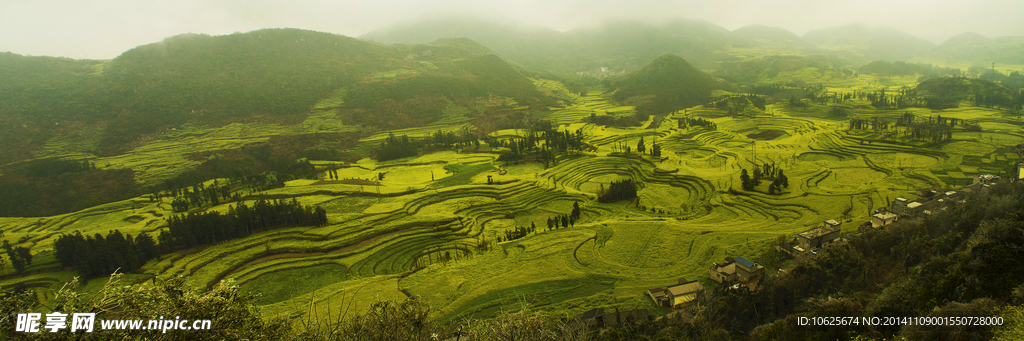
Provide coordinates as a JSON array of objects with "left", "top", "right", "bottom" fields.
[
  {"left": 647, "top": 287, "right": 669, "bottom": 307},
  {"left": 906, "top": 200, "right": 938, "bottom": 217},
  {"left": 871, "top": 212, "right": 899, "bottom": 228},
  {"left": 648, "top": 280, "right": 704, "bottom": 308},
  {"left": 710, "top": 256, "right": 764, "bottom": 284},
  {"left": 797, "top": 220, "right": 841, "bottom": 251},
  {"left": 665, "top": 281, "right": 705, "bottom": 307},
  {"left": 890, "top": 197, "right": 909, "bottom": 216},
  {"left": 974, "top": 174, "right": 1000, "bottom": 185}
]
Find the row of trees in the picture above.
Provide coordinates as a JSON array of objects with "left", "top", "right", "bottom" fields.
[
  {"left": 170, "top": 180, "right": 233, "bottom": 212},
  {"left": 677, "top": 116, "right": 717, "bottom": 130},
  {"left": 490, "top": 127, "right": 586, "bottom": 166},
  {"left": 375, "top": 133, "right": 420, "bottom": 161},
  {"left": 53, "top": 198, "right": 328, "bottom": 278},
  {"left": 53, "top": 230, "right": 157, "bottom": 278},
  {"left": 23, "top": 158, "right": 96, "bottom": 178},
  {"left": 847, "top": 112, "right": 973, "bottom": 143},
  {"left": 165, "top": 199, "right": 328, "bottom": 250},
  {"left": 431, "top": 128, "right": 480, "bottom": 148}
]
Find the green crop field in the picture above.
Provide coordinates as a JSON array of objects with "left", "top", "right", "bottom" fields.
[{"left": 2, "top": 66, "right": 1023, "bottom": 331}]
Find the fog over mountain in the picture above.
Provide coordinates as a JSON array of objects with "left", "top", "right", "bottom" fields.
[{"left": 2, "top": 0, "right": 1023, "bottom": 60}]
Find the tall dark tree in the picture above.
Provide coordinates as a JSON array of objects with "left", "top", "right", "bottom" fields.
[{"left": 740, "top": 169, "right": 752, "bottom": 191}]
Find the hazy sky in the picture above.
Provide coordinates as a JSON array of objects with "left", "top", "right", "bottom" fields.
[{"left": 2, "top": 0, "right": 1022, "bottom": 60}]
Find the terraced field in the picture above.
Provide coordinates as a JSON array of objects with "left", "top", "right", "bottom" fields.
[{"left": 2, "top": 76, "right": 1023, "bottom": 326}]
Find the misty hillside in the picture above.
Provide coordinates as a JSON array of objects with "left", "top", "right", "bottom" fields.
[
  {"left": 801, "top": 23, "right": 937, "bottom": 63},
  {"left": 0, "top": 29, "right": 553, "bottom": 163},
  {"left": 730, "top": 24, "right": 814, "bottom": 50},
  {"left": 609, "top": 54, "right": 716, "bottom": 115},
  {"left": 363, "top": 17, "right": 749, "bottom": 73},
  {"left": 934, "top": 32, "right": 1024, "bottom": 64}
]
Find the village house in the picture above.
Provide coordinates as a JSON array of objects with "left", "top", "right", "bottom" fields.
[
  {"left": 871, "top": 211, "right": 899, "bottom": 228},
  {"left": 709, "top": 256, "right": 764, "bottom": 284},
  {"left": 647, "top": 278, "right": 705, "bottom": 308},
  {"left": 797, "top": 220, "right": 842, "bottom": 251},
  {"left": 890, "top": 197, "right": 909, "bottom": 216},
  {"left": 974, "top": 174, "right": 1000, "bottom": 185}
]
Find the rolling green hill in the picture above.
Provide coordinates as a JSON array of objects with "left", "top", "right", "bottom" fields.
[{"left": 608, "top": 54, "right": 716, "bottom": 115}]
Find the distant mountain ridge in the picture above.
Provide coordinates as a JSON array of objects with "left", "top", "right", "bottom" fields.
[{"left": 365, "top": 17, "right": 1024, "bottom": 71}]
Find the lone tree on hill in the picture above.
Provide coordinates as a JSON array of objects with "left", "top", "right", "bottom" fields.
[{"left": 740, "top": 169, "right": 752, "bottom": 191}]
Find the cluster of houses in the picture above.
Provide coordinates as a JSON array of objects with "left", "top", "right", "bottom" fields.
[
  {"left": 577, "top": 173, "right": 1013, "bottom": 329},
  {"left": 877, "top": 174, "right": 1002, "bottom": 228},
  {"left": 642, "top": 256, "right": 766, "bottom": 309}
]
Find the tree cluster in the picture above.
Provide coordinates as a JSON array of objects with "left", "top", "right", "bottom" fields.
[
  {"left": 431, "top": 127, "right": 479, "bottom": 148},
  {"left": 597, "top": 179, "right": 638, "bottom": 203},
  {"left": 53, "top": 230, "right": 157, "bottom": 278},
  {"left": 677, "top": 116, "right": 717, "bottom": 130},
  {"left": 164, "top": 198, "right": 328, "bottom": 251},
  {"left": 2, "top": 240, "right": 32, "bottom": 274},
  {"left": 23, "top": 158, "right": 96, "bottom": 178},
  {"left": 169, "top": 180, "right": 231, "bottom": 212},
  {"left": 740, "top": 164, "right": 787, "bottom": 193},
  {"left": 54, "top": 198, "right": 326, "bottom": 278},
  {"left": 846, "top": 112, "right": 972, "bottom": 143},
  {"left": 375, "top": 133, "right": 420, "bottom": 162}
]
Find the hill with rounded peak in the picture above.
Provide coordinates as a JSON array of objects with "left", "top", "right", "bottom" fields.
[
  {"left": 935, "top": 32, "right": 989, "bottom": 51},
  {"left": 609, "top": 54, "right": 716, "bottom": 115}
]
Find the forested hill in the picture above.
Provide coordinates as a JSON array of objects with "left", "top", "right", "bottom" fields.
[
  {"left": 97, "top": 29, "right": 390, "bottom": 154},
  {"left": 607, "top": 54, "right": 716, "bottom": 115},
  {"left": 0, "top": 29, "right": 552, "bottom": 162}
]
